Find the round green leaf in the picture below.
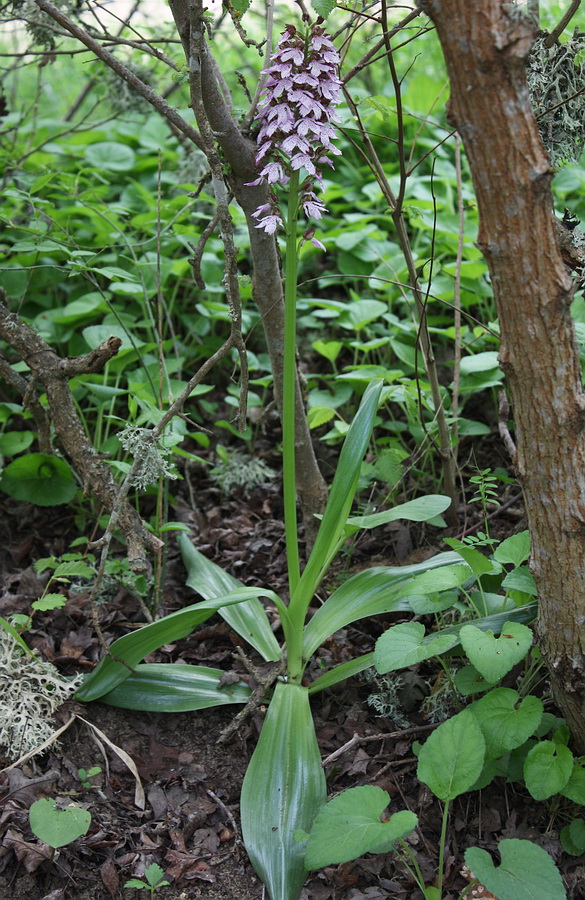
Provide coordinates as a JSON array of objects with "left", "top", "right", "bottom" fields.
[
  {"left": 524, "top": 740, "right": 573, "bottom": 800},
  {"left": 0, "top": 431, "right": 35, "bottom": 456},
  {"left": 469, "top": 688, "right": 543, "bottom": 760},
  {"left": 454, "top": 664, "right": 497, "bottom": 696},
  {"left": 304, "top": 786, "right": 417, "bottom": 869},
  {"left": 465, "top": 838, "right": 566, "bottom": 900},
  {"left": 85, "top": 141, "right": 136, "bottom": 171},
  {"left": 560, "top": 762, "right": 585, "bottom": 805},
  {"left": 459, "top": 621, "right": 533, "bottom": 683},
  {"left": 29, "top": 799, "right": 91, "bottom": 848},
  {"left": 560, "top": 818, "right": 585, "bottom": 856},
  {"left": 0, "top": 453, "right": 76, "bottom": 506},
  {"left": 374, "top": 622, "right": 456, "bottom": 675},
  {"left": 417, "top": 709, "right": 485, "bottom": 800}
]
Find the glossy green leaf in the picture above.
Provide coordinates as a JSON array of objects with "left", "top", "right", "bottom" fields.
[
  {"left": 0, "top": 453, "right": 77, "bottom": 506},
  {"left": 304, "top": 786, "right": 417, "bottom": 868},
  {"left": 346, "top": 494, "right": 452, "bottom": 530},
  {"left": 308, "top": 653, "right": 374, "bottom": 694},
  {"left": 465, "top": 839, "right": 566, "bottom": 900},
  {"left": 417, "top": 709, "right": 485, "bottom": 801},
  {"left": 97, "top": 664, "right": 251, "bottom": 711},
  {"left": 29, "top": 799, "right": 91, "bottom": 849},
  {"left": 374, "top": 622, "right": 457, "bottom": 675},
  {"left": 560, "top": 818, "right": 585, "bottom": 855},
  {"left": 493, "top": 530, "right": 531, "bottom": 567},
  {"left": 241, "top": 683, "right": 326, "bottom": 900},
  {"left": 524, "top": 741, "right": 573, "bottom": 800},
  {"left": 302, "top": 551, "right": 465, "bottom": 659},
  {"left": 560, "top": 763, "right": 585, "bottom": 805},
  {"left": 460, "top": 621, "right": 533, "bottom": 683},
  {"left": 469, "top": 688, "right": 543, "bottom": 760},
  {"left": 76, "top": 588, "right": 272, "bottom": 702},
  {"left": 178, "top": 533, "right": 282, "bottom": 662},
  {"left": 294, "top": 379, "right": 383, "bottom": 603}
]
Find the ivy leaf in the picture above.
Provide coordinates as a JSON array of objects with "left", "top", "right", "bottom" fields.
[
  {"left": 465, "top": 839, "right": 566, "bottom": 900},
  {"left": 304, "top": 786, "right": 417, "bottom": 869},
  {"left": 459, "top": 621, "right": 532, "bottom": 683},
  {"left": 374, "top": 622, "right": 456, "bottom": 674}
]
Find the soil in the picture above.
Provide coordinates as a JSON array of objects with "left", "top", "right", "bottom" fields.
[{"left": 2, "top": 466, "right": 585, "bottom": 900}]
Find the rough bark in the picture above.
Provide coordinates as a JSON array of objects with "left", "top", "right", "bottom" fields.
[{"left": 421, "top": 0, "right": 585, "bottom": 747}]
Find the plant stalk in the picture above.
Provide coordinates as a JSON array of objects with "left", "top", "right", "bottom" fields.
[{"left": 283, "top": 170, "right": 302, "bottom": 599}]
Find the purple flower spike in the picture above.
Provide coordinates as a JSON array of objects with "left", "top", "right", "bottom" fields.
[{"left": 247, "top": 23, "right": 342, "bottom": 247}]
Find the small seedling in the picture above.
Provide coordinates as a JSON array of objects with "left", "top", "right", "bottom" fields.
[
  {"left": 77, "top": 765, "right": 102, "bottom": 790},
  {"left": 125, "top": 862, "right": 170, "bottom": 897}
]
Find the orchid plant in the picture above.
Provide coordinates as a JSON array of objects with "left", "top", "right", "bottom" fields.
[{"left": 74, "top": 21, "right": 482, "bottom": 899}]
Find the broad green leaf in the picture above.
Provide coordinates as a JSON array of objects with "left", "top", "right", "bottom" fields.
[
  {"left": 454, "top": 665, "right": 497, "bottom": 696},
  {"left": 346, "top": 494, "right": 452, "bottom": 530},
  {"left": 493, "top": 530, "right": 531, "bottom": 567},
  {"left": 294, "top": 379, "right": 383, "bottom": 603},
  {"left": 304, "top": 786, "right": 417, "bottom": 869},
  {"left": 560, "top": 818, "right": 585, "bottom": 855},
  {"left": 241, "top": 683, "right": 326, "bottom": 900},
  {"left": 524, "top": 741, "right": 573, "bottom": 800},
  {"left": 424, "top": 603, "right": 537, "bottom": 647},
  {"left": 178, "top": 533, "right": 281, "bottom": 662},
  {"left": 311, "top": 0, "right": 337, "bottom": 18},
  {"left": 302, "top": 551, "right": 465, "bottom": 659},
  {"left": 560, "top": 763, "right": 585, "bottom": 805},
  {"left": 53, "top": 560, "right": 94, "bottom": 579},
  {"left": 460, "top": 621, "right": 533, "bottom": 682},
  {"left": 32, "top": 593, "right": 67, "bottom": 612},
  {"left": 0, "top": 431, "right": 35, "bottom": 456},
  {"left": 76, "top": 588, "right": 273, "bottom": 702},
  {"left": 469, "top": 688, "right": 543, "bottom": 760},
  {"left": 409, "top": 590, "right": 459, "bottom": 615},
  {"left": 308, "top": 653, "right": 374, "bottom": 694},
  {"left": 444, "top": 538, "right": 497, "bottom": 577},
  {"left": 404, "top": 564, "right": 471, "bottom": 594},
  {"left": 465, "top": 839, "right": 566, "bottom": 900},
  {"left": 303, "top": 568, "right": 411, "bottom": 659},
  {"left": 85, "top": 141, "right": 136, "bottom": 171},
  {"left": 0, "top": 454, "right": 76, "bottom": 506},
  {"left": 459, "top": 351, "right": 501, "bottom": 374},
  {"left": 374, "top": 622, "right": 457, "bottom": 675},
  {"left": 502, "top": 567, "right": 538, "bottom": 596},
  {"left": 29, "top": 799, "right": 91, "bottom": 849},
  {"left": 98, "top": 664, "right": 251, "bottom": 712},
  {"left": 417, "top": 710, "right": 485, "bottom": 801}
]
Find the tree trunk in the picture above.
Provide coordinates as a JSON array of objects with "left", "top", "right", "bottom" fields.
[{"left": 421, "top": 0, "right": 585, "bottom": 748}]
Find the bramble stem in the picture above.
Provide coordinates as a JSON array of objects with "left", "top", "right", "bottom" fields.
[{"left": 283, "top": 169, "right": 301, "bottom": 599}]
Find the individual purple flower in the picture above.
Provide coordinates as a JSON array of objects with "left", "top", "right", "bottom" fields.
[{"left": 247, "top": 23, "right": 342, "bottom": 245}]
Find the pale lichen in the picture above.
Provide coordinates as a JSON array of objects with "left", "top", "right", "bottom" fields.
[{"left": 0, "top": 631, "right": 83, "bottom": 760}]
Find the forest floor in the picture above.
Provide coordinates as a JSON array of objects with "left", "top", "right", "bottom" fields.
[{"left": 1, "top": 439, "right": 585, "bottom": 900}]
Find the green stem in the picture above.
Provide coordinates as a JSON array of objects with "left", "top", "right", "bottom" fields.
[
  {"left": 283, "top": 169, "right": 301, "bottom": 600},
  {"left": 438, "top": 798, "right": 450, "bottom": 896}
]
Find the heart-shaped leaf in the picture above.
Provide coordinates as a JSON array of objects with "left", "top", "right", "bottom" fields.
[
  {"left": 30, "top": 799, "right": 91, "bottom": 848},
  {"left": 304, "top": 786, "right": 417, "bottom": 869},
  {"left": 459, "top": 621, "right": 532, "bottom": 682},
  {"left": 464, "top": 838, "right": 566, "bottom": 900},
  {"left": 524, "top": 740, "right": 573, "bottom": 800},
  {"left": 374, "top": 622, "right": 456, "bottom": 675},
  {"left": 469, "top": 688, "right": 543, "bottom": 760},
  {"left": 417, "top": 709, "right": 485, "bottom": 801}
]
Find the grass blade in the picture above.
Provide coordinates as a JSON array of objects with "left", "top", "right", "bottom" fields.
[
  {"left": 178, "top": 533, "right": 282, "bottom": 662},
  {"left": 97, "top": 663, "right": 251, "bottom": 711},
  {"left": 76, "top": 588, "right": 271, "bottom": 702}
]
